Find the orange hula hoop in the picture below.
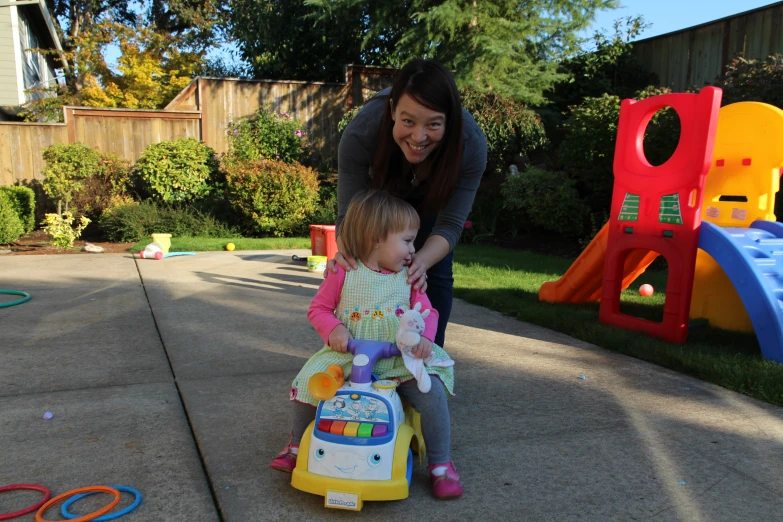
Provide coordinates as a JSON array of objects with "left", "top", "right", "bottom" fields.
[{"left": 36, "top": 486, "right": 120, "bottom": 522}]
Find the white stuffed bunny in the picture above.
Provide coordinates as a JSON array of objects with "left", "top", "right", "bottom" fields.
[{"left": 396, "top": 302, "right": 455, "bottom": 393}]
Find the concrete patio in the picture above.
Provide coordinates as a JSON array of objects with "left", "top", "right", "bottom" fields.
[{"left": 2, "top": 251, "right": 782, "bottom": 521}]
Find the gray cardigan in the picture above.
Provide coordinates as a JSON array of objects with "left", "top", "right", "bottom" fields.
[{"left": 336, "top": 88, "right": 488, "bottom": 251}]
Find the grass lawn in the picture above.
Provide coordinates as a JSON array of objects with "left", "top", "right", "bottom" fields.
[
  {"left": 452, "top": 243, "right": 783, "bottom": 407},
  {"left": 130, "top": 236, "right": 311, "bottom": 253}
]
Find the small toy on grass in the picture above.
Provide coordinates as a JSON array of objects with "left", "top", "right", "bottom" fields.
[
  {"left": 226, "top": 242, "right": 236, "bottom": 251},
  {"left": 639, "top": 284, "right": 654, "bottom": 297}
]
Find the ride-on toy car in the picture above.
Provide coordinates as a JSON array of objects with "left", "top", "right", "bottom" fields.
[{"left": 291, "top": 340, "right": 424, "bottom": 511}]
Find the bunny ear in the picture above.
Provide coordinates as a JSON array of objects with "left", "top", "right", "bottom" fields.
[
  {"left": 421, "top": 309, "right": 430, "bottom": 319},
  {"left": 413, "top": 302, "right": 422, "bottom": 312}
]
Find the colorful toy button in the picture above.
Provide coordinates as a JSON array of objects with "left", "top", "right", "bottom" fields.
[
  {"left": 329, "top": 421, "right": 347, "bottom": 435},
  {"left": 373, "top": 380, "right": 398, "bottom": 389},
  {"left": 317, "top": 419, "right": 333, "bottom": 432},
  {"left": 357, "top": 423, "right": 374, "bottom": 438},
  {"left": 343, "top": 422, "right": 360, "bottom": 437},
  {"left": 372, "top": 425, "right": 388, "bottom": 437}
]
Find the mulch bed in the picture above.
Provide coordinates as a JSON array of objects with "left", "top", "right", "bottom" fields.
[{"left": 1, "top": 230, "right": 135, "bottom": 256}]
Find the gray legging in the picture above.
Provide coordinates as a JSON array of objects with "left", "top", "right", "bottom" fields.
[{"left": 290, "top": 377, "right": 452, "bottom": 466}]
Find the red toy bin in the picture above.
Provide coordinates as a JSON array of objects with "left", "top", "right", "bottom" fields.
[{"left": 309, "top": 224, "right": 338, "bottom": 259}]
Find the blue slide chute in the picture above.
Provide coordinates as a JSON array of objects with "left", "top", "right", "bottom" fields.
[{"left": 698, "top": 221, "right": 783, "bottom": 363}]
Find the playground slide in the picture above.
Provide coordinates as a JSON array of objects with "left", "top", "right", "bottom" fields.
[
  {"left": 538, "top": 222, "right": 660, "bottom": 303},
  {"left": 698, "top": 221, "right": 783, "bottom": 363}
]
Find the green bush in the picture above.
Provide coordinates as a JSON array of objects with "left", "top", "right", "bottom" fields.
[
  {"left": 0, "top": 185, "right": 35, "bottom": 232},
  {"left": 226, "top": 108, "right": 308, "bottom": 166},
  {"left": 460, "top": 87, "right": 549, "bottom": 175},
  {"left": 99, "top": 200, "right": 236, "bottom": 242},
  {"left": 41, "top": 143, "right": 101, "bottom": 213},
  {"left": 70, "top": 153, "right": 133, "bottom": 219},
  {"left": 715, "top": 54, "right": 783, "bottom": 109},
  {"left": 309, "top": 183, "right": 338, "bottom": 225},
  {"left": 225, "top": 159, "right": 320, "bottom": 237},
  {"left": 501, "top": 167, "right": 588, "bottom": 239},
  {"left": 136, "top": 138, "right": 219, "bottom": 203},
  {"left": 0, "top": 191, "right": 25, "bottom": 245},
  {"left": 557, "top": 87, "right": 680, "bottom": 213}
]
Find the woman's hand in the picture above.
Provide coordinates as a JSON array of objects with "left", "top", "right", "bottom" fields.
[
  {"left": 406, "top": 253, "right": 429, "bottom": 293},
  {"left": 412, "top": 336, "right": 433, "bottom": 359},
  {"left": 325, "top": 251, "right": 358, "bottom": 277},
  {"left": 328, "top": 325, "right": 353, "bottom": 353}
]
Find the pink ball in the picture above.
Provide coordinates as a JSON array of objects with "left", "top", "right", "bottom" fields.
[
  {"left": 639, "top": 284, "right": 654, "bottom": 297},
  {"left": 154, "top": 251, "right": 163, "bottom": 260}
]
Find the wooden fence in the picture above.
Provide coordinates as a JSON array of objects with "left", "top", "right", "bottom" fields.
[
  {"left": 0, "top": 65, "right": 397, "bottom": 185},
  {"left": 632, "top": 2, "right": 783, "bottom": 90}
]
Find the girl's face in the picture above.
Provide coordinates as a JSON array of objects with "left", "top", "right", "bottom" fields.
[
  {"left": 391, "top": 93, "right": 447, "bottom": 165},
  {"left": 373, "top": 226, "right": 418, "bottom": 273}
]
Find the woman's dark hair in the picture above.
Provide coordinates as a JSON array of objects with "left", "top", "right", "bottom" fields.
[{"left": 371, "top": 59, "right": 464, "bottom": 212}]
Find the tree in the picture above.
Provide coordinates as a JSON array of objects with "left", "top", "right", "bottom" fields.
[
  {"left": 306, "top": 0, "right": 619, "bottom": 105},
  {"left": 228, "top": 0, "right": 404, "bottom": 82},
  {"left": 17, "top": 1, "right": 225, "bottom": 120},
  {"left": 19, "top": 20, "right": 204, "bottom": 120}
]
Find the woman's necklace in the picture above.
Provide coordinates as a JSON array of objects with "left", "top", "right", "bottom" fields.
[{"left": 411, "top": 164, "right": 423, "bottom": 187}]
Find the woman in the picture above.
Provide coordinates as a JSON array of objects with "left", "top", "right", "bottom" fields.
[{"left": 328, "top": 58, "right": 487, "bottom": 348}]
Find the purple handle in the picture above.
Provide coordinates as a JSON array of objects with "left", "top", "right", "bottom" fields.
[{"left": 346, "top": 340, "right": 401, "bottom": 384}]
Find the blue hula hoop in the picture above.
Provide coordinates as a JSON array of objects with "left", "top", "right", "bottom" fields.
[
  {"left": 60, "top": 485, "right": 142, "bottom": 521},
  {"left": 0, "top": 290, "right": 31, "bottom": 308}
]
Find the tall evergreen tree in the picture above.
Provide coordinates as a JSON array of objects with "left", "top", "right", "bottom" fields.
[
  {"left": 228, "top": 0, "right": 403, "bottom": 82},
  {"left": 307, "top": 0, "right": 618, "bottom": 105}
]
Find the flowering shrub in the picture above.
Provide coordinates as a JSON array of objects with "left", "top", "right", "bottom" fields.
[
  {"left": 225, "top": 159, "right": 320, "bottom": 236},
  {"left": 226, "top": 107, "right": 308, "bottom": 166},
  {"left": 41, "top": 211, "right": 90, "bottom": 249},
  {"left": 136, "top": 138, "right": 220, "bottom": 203}
]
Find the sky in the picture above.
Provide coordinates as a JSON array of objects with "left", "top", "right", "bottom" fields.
[{"left": 583, "top": 0, "right": 780, "bottom": 42}]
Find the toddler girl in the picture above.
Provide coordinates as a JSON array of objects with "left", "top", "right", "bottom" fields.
[{"left": 270, "top": 189, "right": 462, "bottom": 499}]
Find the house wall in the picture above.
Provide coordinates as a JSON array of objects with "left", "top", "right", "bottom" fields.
[{"left": 0, "top": 5, "right": 22, "bottom": 107}]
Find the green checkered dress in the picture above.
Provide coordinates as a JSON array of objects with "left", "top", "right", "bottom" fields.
[{"left": 291, "top": 262, "right": 455, "bottom": 406}]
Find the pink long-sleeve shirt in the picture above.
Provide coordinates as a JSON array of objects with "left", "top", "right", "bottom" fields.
[{"left": 307, "top": 265, "right": 439, "bottom": 344}]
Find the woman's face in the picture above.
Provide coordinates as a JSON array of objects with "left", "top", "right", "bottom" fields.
[{"left": 391, "top": 93, "right": 447, "bottom": 165}]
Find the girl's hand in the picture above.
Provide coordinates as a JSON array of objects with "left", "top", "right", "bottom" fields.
[
  {"left": 412, "top": 336, "right": 433, "bottom": 359},
  {"left": 328, "top": 325, "right": 353, "bottom": 353},
  {"left": 325, "top": 252, "right": 358, "bottom": 277},
  {"left": 406, "top": 253, "right": 429, "bottom": 293}
]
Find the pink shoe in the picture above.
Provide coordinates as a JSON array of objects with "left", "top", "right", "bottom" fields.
[
  {"left": 428, "top": 461, "right": 463, "bottom": 499},
  {"left": 270, "top": 439, "right": 299, "bottom": 473}
]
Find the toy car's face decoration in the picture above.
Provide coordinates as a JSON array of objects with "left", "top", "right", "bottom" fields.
[{"left": 311, "top": 447, "right": 383, "bottom": 478}]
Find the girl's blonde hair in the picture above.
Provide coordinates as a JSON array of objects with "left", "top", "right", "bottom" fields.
[{"left": 340, "top": 189, "right": 420, "bottom": 260}]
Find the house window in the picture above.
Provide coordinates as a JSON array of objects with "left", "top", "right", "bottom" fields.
[{"left": 17, "top": 10, "right": 49, "bottom": 101}]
